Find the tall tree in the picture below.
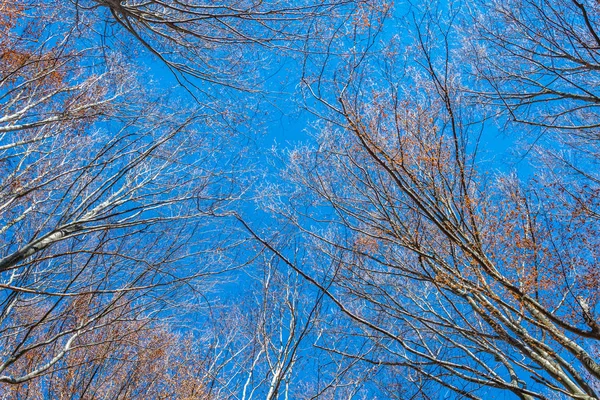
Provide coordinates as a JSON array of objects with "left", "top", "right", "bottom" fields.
[
  {"left": 244, "top": 1, "right": 600, "bottom": 398},
  {"left": 0, "top": 0, "right": 363, "bottom": 391},
  {"left": 0, "top": 0, "right": 244, "bottom": 386}
]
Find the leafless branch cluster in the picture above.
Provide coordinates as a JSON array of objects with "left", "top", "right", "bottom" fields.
[
  {"left": 243, "top": 1, "right": 600, "bottom": 398},
  {"left": 2, "top": 0, "right": 598, "bottom": 398}
]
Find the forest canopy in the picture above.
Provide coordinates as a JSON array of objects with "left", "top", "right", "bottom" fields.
[{"left": 0, "top": 0, "right": 598, "bottom": 399}]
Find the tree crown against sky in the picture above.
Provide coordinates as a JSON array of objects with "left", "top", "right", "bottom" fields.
[{"left": 1, "top": 0, "right": 599, "bottom": 399}]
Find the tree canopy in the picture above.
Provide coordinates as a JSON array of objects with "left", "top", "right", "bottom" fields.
[{"left": 0, "top": 0, "right": 598, "bottom": 399}]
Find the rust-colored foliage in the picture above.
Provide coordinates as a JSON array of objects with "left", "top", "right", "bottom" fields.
[{"left": 0, "top": 300, "right": 209, "bottom": 399}]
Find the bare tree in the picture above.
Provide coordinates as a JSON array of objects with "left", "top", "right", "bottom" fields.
[
  {"left": 463, "top": 0, "right": 600, "bottom": 240},
  {"left": 191, "top": 253, "right": 327, "bottom": 400},
  {"left": 0, "top": 307, "right": 209, "bottom": 399},
  {"left": 7, "top": 0, "right": 598, "bottom": 397},
  {"left": 1, "top": 0, "right": 379, "bottom": 393},
  {"left": 0, "top": 0, "right": 245, "bottom": 388},
  {"left": 239, "top": 1, "right": 600, "bottom": 398},
  {"left": 465, "top": 0, "right": 600, "bottom": 133},
  {"left": 74, "top": 0, "right": 374, "bottom": 91}
]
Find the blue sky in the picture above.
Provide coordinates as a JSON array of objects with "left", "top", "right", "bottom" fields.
[{"left": 3, "top": 1, "right": 598, "bottom": 398}]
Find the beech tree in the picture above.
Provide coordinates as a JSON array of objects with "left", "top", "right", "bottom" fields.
[
  {"left": 83, "top": 0, "right": 348, "bottom": 89},
  {"left": 194, "top": 256, "right": 321, "bottom": 399},
  {"left": 242, "top": 1, "right": 600, "bottom": 398},
  {"left": 0, "top": 312, "right": 208, "bottom": 399},
  {"left": 4, "top": 0, "right": 598, "bottom": 397},
  {"left": 0, "top": 0, "right": 383, "bottom": 394},
  {"left": 0, "top": 0, "right": 243, "bottom": 387},
  {"left": 0, "top": 0, "right": 362, "bottom": 391}
]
